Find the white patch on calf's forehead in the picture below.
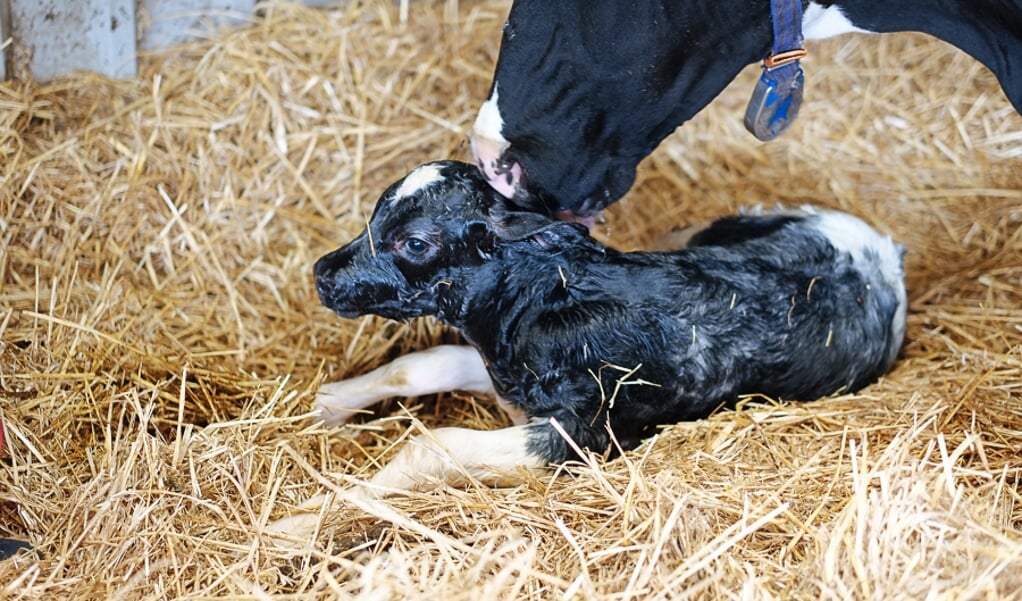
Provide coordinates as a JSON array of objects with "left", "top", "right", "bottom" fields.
[{"left": 393, "top": 164, "right": 445, "bottom": 200}]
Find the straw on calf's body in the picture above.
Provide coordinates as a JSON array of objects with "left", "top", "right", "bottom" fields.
[{"left": 267, "top": 160, "right": 905, "bottom": 540}]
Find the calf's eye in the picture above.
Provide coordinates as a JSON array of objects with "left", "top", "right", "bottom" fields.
[{"left": 403, "top": 237, "right": 430, "bottom": 256}]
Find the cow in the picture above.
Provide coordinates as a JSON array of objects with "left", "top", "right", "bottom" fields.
[{"left": 470, "top": 0, "right": 1022, "bottom": 219}]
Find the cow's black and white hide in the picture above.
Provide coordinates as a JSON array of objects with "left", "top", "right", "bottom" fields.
[{"left": 471, "top": 0, "right": 1022, "bottom": 217}]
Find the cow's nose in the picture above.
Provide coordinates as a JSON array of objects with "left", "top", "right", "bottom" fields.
[{"left": 470, "top": 133, "right": 522, "bottom": 199}]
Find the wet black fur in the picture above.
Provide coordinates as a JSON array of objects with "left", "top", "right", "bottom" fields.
[{"left": 315, "top": 161, "right": 904, "bottom": 464}]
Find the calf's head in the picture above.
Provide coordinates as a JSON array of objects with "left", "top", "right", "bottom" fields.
[{"left": 315, "top": 160, "right": 585, "bottom": 321}]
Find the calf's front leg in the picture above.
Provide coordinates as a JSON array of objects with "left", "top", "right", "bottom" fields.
[
  {"left": 316, "top": 344, "right": 495, "bottom": 426},
  {"left": 266, "top": 345, "right": 539, "bottom": 544},
  {"left": 365, "top": 422, "right": 547, "bottom": 491},
  {"left": 265, "top": 422, "right": 549, "bottom": 544}
]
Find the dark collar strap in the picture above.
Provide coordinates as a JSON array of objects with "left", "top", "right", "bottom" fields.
[
  {"left": 770, "top": 0, "right": 806, "bottom": 58},
  {"left": 744, "top": 0, "right": 808, "bottom": 141}
]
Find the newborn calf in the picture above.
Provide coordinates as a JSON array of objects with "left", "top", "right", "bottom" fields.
[
  {"left": 317, "top": 159, "right": 907, "bottom": 486},
  {"left": 269, "top": 160, "right": 905, "bottom": 538}
]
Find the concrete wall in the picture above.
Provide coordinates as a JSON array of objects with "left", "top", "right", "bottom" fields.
[
  {"left": 0, "top": 3, "right": 5, "bottom": 80},
  {"left": 0, "top": 0, "right": 343, "bottom": 81},
  {"left": 8, "top": 0, "right": 137, "bottom": 80},
  {"left": 138, "top": 0, "right": 257, "bottom": 52}
]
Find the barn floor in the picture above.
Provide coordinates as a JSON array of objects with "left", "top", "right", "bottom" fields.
[{"left": 1, "top": 1, "right": 1021, "bottom": 598}]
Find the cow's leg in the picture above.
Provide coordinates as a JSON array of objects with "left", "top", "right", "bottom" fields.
[{"left": 316, "top": 345, "right": 494, "bottom": 426}]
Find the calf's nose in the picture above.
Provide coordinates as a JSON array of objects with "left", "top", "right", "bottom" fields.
[
  {"left": 314, "top": 243, "right": 356, "bottom": 276},
  {"left": 314, "top": 276, "right": 333, "bottom": 304},
  {"left": 313, "top": 244, "right": 357, "bottom": 298}
]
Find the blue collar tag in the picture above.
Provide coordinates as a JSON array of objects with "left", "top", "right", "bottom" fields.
[{"left": 744, "top": 0, "right": 807, "bottom": 141}]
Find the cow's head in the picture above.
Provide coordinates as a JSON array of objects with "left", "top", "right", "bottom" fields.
[
  {"left": 470, "top": 1, "right": 773, "bottom": 218},
  {"left": 470, "top": 81, "right": 642, "bottom": 221}
]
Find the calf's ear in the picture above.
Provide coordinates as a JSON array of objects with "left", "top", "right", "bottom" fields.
[
  {"left": 491, "top": 211, "right": 558, "bottom": 241},
  {"left": 483, "top": 210, "right": 590, "bottom": 250},
  {"left": 464, "top": 220, "right": 498, "bottom": 257},
  {"left": 524, "top": 222, "right": 589, "bottom": 250}
]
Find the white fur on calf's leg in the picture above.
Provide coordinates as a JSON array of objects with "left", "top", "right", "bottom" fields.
[
  {"left": 365, "top": 424, "right": 545, "bottom": 493},
  {"left": 316, "top": 345, "right": 494, "bottom": 426},
  {"left": 263, "top": 492, "right": 334, "bottom": 543},
  {"left": 264, "top": 423, "right": 544, "bottom": 545}
]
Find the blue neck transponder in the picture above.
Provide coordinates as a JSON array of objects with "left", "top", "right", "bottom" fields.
[{"left": 744, "top": 0, "right": 808, "bottom": 141}]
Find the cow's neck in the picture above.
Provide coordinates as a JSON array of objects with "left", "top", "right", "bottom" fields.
[{"left": 808, "top": 1, "right": 1022, "bottom": 112}]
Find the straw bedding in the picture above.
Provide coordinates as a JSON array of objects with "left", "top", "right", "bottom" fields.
[{"left": 1, "top": 1, "right": 1020, "bottom": 598}]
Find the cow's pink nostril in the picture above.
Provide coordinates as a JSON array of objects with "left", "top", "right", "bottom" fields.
[
  {"left": 553, "top": 210, "right": 596, "bottom": 230},
  {"left": 471, "top": 133, "right": 521, "bottom": 199},
  {"left": 490, "top": 160, "right": 522, "bottom": 198}
]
